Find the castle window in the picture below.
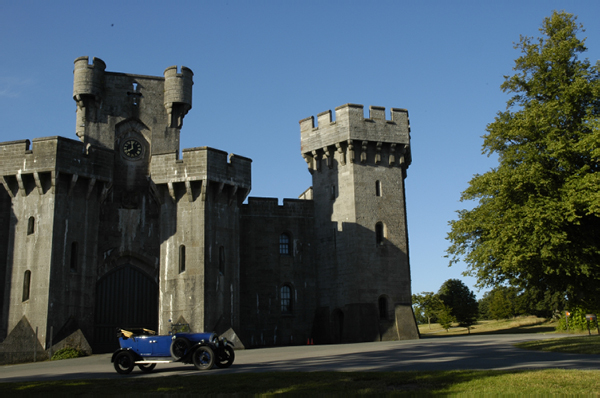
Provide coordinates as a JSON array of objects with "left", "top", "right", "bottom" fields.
[
  {"left": 128, "top": 82, "right": 141, "bottom": 106},
  {"left": 70, "top": 242, "right": 78, "bottom": 272},
  {"left": 281, "top": 285, "right": 292, "bottom": 315},
  {"left": 376, "top": 222, "right": 385, "bottom": 245},
  {"left": 330, "top": 185, "right": 336, "bottom": 200},
  {"left": 279, "top": 233, "right": 291, "bottom": 255},
  {"left": 27, "top": 216, "right": 35, "bottom": 235},
  {"left": 22, "top": 270, "right": 31, "bottom": 302},
  {"left": 219, "top": 246, "right": 225, "bottom": 275},
  {"left": 375, "top": 180, "right": 382, "bottom": 197},
  {"left": 132, "top": 82, "right": 138, "bottom": 105},
  {"left": 179, "top": 245, "right": 186, "bottom": 273},
  {"left": 378, "top": 296, "right": 388, "bottom": 319}
]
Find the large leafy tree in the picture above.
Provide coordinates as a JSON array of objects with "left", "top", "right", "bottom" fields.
[{"left": 447, "top": 11, "right": 600, "bottom": 308}]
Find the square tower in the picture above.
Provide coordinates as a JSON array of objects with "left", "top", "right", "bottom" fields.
[{"left": 300, "top": 104, "right": 418, "bottom": 343}]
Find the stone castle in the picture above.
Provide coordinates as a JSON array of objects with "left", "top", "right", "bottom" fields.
[{"left": 0, "top": 57, "right": 418, "bottom": 354}]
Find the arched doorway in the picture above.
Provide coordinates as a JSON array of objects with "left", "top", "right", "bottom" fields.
[{"left": 93, "top": 265, "right": 158, "bottom": 352}]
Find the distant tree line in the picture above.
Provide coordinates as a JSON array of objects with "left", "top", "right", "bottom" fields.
[
  {"left": 412, "top": 279, "right": 568, "bottom": 330},
  {"left": 412, "top": 279, "right": 478, "bottom": 333}
]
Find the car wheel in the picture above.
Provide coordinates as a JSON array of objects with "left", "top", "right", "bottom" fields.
[
  {"left": 114, "top": 351, "right": 135, "bottom": 374},
  {"left": 138, "top": 363, "right": 156, "bottom": 373},
  {"left": 215, "top": 345, "right": 235, "bottom": 368},
  {"left": 192, "top": 346, "right": 215, "bottom": 370},
  {"left": 170, "top": 337, "right": 191, "bottom": 360}
]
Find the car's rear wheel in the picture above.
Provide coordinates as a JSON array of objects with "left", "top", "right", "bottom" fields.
[
  {"left": 215, "top": 345, "right": 235, "bottom": 368},
  {"left": 114, "top": 351, "right": 135, "bottom": 374},
  {"left": 138, "top": 363, "right": 157, "bottom": 373},
  {"left": 170, "top": 337, "right": 191, "bottom": 360},
  {"left": 192, "top": 346, "right": 215, "bottom": 370}
]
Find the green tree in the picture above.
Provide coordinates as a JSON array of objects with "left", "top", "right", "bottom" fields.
[
  {"left": 478, "top": 291, "right": 493, "bottom": 320},
  {"left": 447, "top": 11, "right": 600, "bottom": 308},
  {"left": 412, "top": 292, "right": 441, "bottom": 328},
  {"left": 438, "top": 279, "right": 479, "bottom": 333},
  {"left": 487, "top": 286, "right": 525, "bottom": 319},
  {"left": 436, "top": 303, "right": 455, "bottom": 332}
]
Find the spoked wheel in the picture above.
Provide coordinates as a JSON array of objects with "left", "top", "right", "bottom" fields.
[
  {"left": 114, "top": 351, "right": 135, "bottom": 374},
  {"left": 215, "top": 345, "right": 235, "bottom": 368},
  {"left": 170, "top": 337, "right": 191, "bottom": 360},
  {"left": 192, "top": 346, "right": 215, "bottom": 370},
  {"left": 138, "top": 363, "right": 157, "bottom": 373}
]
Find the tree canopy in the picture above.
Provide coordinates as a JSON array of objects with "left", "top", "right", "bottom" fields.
[
  {"left": 447, "top": 11, "right": 600, "bottom": 309},
  {"left": 438, "top": 279, "right": 478, "bottom": 330},
  {"left": 412, "top": 292, "right": 442, "bottom": 327}
]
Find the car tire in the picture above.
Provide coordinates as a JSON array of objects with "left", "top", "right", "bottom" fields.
[
  {"left": 192, "top": 346, "right": 215, "bottom": 370},
  {"left": 138, "top": 363, "right": 157, "bottom": 373},
  {"left": 170, "top": 337, "right": 191, "bottom": 360},
  {"left": 215, "top": 345, "right": 235, "bottom": 368},
  {"left": 114, "top": 351, "right": 135, "bottom": 374}
]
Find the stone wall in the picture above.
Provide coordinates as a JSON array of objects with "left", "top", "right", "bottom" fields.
[
  {"left": 0, "top": 188, "right": 11, "bottom": 341},
  {"left": 240, "top": 197, "right": 316, "bottom": 347}
]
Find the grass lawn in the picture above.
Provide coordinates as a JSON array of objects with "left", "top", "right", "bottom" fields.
[
  {"left": 418, "top": 315, "right": 558, "bottom": 336},
  {"left": 4, "top": 369, "right": 600, "bottom": 396},
  {"left": 515, "top": 334, "right": 600, "bottom": 355}
]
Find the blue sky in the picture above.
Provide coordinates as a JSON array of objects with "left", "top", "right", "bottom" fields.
[{"left": 2, "top": 1, "right": 599, "bottom": 299}]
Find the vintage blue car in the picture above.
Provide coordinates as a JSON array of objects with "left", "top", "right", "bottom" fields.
[{"left": 111, "top": 324, "right": 235, "bottom": 374}]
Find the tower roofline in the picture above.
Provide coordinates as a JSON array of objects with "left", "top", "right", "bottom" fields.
[{"left": 300, "top": 104, "right": 410, "bottom": 156}]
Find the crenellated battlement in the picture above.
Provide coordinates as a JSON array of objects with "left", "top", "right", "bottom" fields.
[
  {"left": 150, "top": 146, "right": 251, "bottom": 203},
  {"left": 300, "top": 104, "right": 410, "bottom": 146},
  {"left": 0, "top": 137, "right": 113, "bottom": 178},
  {"left": 300, "top": 104, "right": 412, "bottom": 173},
  {"left": 242, "top": 197, "right": 314, "bottom": 218},
  {"left": 0, "top": 136, "right": 113, "bottom": 198}
]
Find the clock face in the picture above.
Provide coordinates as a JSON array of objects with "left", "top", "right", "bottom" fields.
[{"left": 122, "top": 139, "right": 143, "bottom": 159}]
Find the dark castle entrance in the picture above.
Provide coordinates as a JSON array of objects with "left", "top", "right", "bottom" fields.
[{"left": 93, "top": 265, "right": 158, "bottom": 353}]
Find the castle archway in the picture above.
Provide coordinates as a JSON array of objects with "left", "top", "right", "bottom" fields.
[{"left": 93, "top": 264, "right": 158, "bottom": 353}]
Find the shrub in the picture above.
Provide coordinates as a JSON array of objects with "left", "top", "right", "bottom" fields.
[
  {"left": 51, "top": 347, "right": 86, "bottom": 360},
  {"left": 556, "top": 307, "right": 599, "bottom": 332}
]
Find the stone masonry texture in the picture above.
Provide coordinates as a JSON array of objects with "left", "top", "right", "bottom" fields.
[{"left": 0, "top": 57, "right": 418, "bottom": 361}]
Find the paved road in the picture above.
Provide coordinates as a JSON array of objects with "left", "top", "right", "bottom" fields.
[{"left": 1, "top": 334, "right": 598, "bottom": 383}]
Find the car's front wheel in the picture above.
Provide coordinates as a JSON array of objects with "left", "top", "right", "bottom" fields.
[
  {"left": 215, "top": 345, "right": 235, "bottom": 368},
  {"left": 114, "top": 351, "right": 135, "bottom": 374},
  {"left": 192, "top": 346, "right": 215, "bottom": 370},
  {"left": 170, "top": 337, "right": 191, "bottom": 360},
  {"left": 138, "top": 363, "right": 157, "bottom": 373}
]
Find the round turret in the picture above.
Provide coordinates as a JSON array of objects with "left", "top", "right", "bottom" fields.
[
  {"left": 73, "top": 56, "right": 106, "bottom": 100},
  {"left": 163, "top": 66, "right": 193, "bottom": 107}
]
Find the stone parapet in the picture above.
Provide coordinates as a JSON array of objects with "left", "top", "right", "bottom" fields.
[
  {"left": 150, "top": 146, "right": 251, "bottom": 204},
  {"left": 0, "top": 137, "right": 113, "bottom": 177},
  {"left": 0, "top": 137, "right": 113, "bottom": 197},
  {"left": 300, "top": 104, "right": 412, "bottom": 174},
  {"left": 242, "top": 197, "right": 314, "bottom": 218},
  {"left": 150, "top": 147, "right": 251, "bottom": 188},
  {"left": 300, "top": 104, "right": 410, "bottom": 152}
]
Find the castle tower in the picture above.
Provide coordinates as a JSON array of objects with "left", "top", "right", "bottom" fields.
[{"left": 300, "top": 104, "right": 419, "bottom": 343}]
